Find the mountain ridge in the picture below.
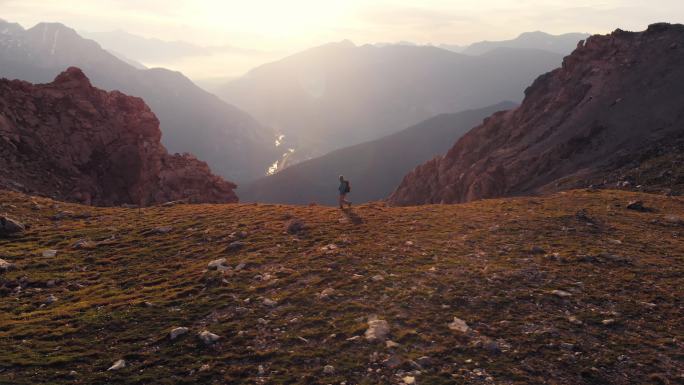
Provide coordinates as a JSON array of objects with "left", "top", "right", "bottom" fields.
[
  {"left": 389, "top": 23, "right": 684, "bottom": 206},
  {"left": 0, "top": 67, "right": 238, "bottom": 205}
]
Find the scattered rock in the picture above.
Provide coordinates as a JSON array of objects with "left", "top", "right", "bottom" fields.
[
  {"left": 371, "top": 274, "right": 385, "bottom": 282},
  {"left": 664, "top": 215, "right": 684, "bottom": 225},
  {"left": 530, "top": 246, "right": 546, "bottom": 254},
  {"left": 153, "top": 226, "right": 173, "bottom": 234},
  {"left": 382, "top": 355, "right": 403, "bottom": 369},
  {"left": 416, "top": 356, "right": 433, "bottom": 368},
  {"left": 72, "top": 239, "right": 97, "bottom": 250},
  {"left": 0, "top": 215, "right": 24, "bottom": 237},
  {"left": 448, "top": 317, "right": 471, "bottom": 333},
  {"left": 0, "top": 258, "right": 15, "bottom": 272},
  {"left": 601, "top": 318, "right": 616, "bottom": 326},
  {"left": 567, "top": 315, "right": 583, "bottom": 325},
  {"left": 403, "top": 376, "right": 416, "bottom": 384},
  {"left": 319, "top": 288, "right": 335, "bottom": 299},
  {"left": 385, "top": 340, "right": 400, "bottom": 348},
  {"left": 551, "top": 289, "right": 572, "bottom": 298},
  {"left": 199, "top": 364, "right": 210, "bottom": 372},
  {"left": 226, "top": 241, "right": 245, "bottom": 252},
  {"left": 42, "top": 250, "right": 58, "bottom": 258},
  {"left": 365, "top": 318, "right": 390, "bottom": 342},
  {"left": 320, "top": 244, "right": 338, "bottom": 253},
  {"left": 169, "top": 327, "right": 189, "bottom": 340},
  {"left": 285, "top": 219, "right": 305, "bottom": 234},
  {"left": 626, "top": 200, "right": 651, "bottom": 212},
  {"left": 198, "top": 330, "right": 220, "bottom": 345},
  {"left": 257, "top": 365, "right": 265, "bottom": 375},
  {"left": 263, "top": 298, "right": 277, "bottom": 306},
  {"left": 45, "top": 294, "right": 58, "bottom": 304},
  {"left": 323, "top": 365, "right": 335, "bottom": 374},
  {"left": 207, "top": 258, "right": 229, "bottom": 271},
  {"left": 107, "top": 359, "right": 126, "bottom": 371}
]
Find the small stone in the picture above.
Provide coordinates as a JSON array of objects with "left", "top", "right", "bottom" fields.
[
  {"left": 405, "top": 241, "right": 414, "bottom": 246},
  {"left": 0, "top": 215, "right": 25, "bottom": 236},
  {"left": 560, "top": 342, "right": 575, "bottom": 351},
  {"left": 235, "top": 262, "right": 246, "bottom": 271},
  {"left": 385, "top": 340, "right": 400, "bottom": 348},
  {"left": 403, "top": 376, "right": 416, "bottom": 384},
  {"left": 567, "top": 315, "right": 583, "bottom": 325},
  {"left": 319, "top": 288, "right": 335, "bottom": 299},
  {"left": 226, "top": 241, "right": 245, "bottom": 251},
  {"left": 626, "top": 200, "right": 647, "bottom": 211},
  {"left": 371, "top": 275, "right": 384, "bottom": 282},
  {"left": 382, "top": 355, "right": 403, "bottom": 368},
  {"left": 551, "top": 289, "right": 572, "bottom": 298},
  {"left": 207, "top": 258, "right": 228, "bottom": 270},
  {"left": 198, "top": 330, "right": 220, "bottom": 345},
  {"left": 46, "top": 294, "right": 58, "bottom": 304},
  {"left": 285, "top": 219, "right": 305, "bottom": 234},
  {"left": 601, "top": 319, "right": 616, "bottom": 326},
  {"left": 263, "top": 298, "right": 277, "bottom": 306},
  {"left": 169, "top": 327, "right": 189, "bottom": 340},
  {"left": 530, "top": 246, "right": 546, "bottom": 254},
  {"left": 153, "top": 226, "right": 173, "bottom": 234},
  {"left": 0, "top": 258, "right": 15, "bottom": 271},
  {"left": 199, "top": 364, "right": 210, "bottom": 372},
  {"left": 365, "top": 319, "right": 390, "bottom": 342},
  {"left": 42, "top": 250, "right": 58, "bottom": 258},
  {"left": 72, "top": 239, "right": 97, "bottom": 250},
  {"left": 108, "top": 359, "right": 126, "bottom": 371},
  {"left": 323, "top": 365, "right": 335, "bottom": 374},
  {"left": 416, "top": 356, "right": 432, "bottom": 367},
  {"left": 257, "top": 365, "right": 265, "bottom": 375},
  {"left": 448, "top": 317, "right": 470, "bottom": 333}
]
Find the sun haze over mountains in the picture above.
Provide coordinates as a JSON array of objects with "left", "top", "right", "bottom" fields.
[{"left": 0, "top": 2, "right": 683, "bottom": 384}]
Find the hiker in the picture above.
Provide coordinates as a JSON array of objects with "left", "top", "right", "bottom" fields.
[{"left": 338, "top": 175, "right": 352, "bottom": 209}]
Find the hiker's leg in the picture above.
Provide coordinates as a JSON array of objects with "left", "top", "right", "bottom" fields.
[{"left": 339, "top": 194, "right": 344, "bottom": 208}]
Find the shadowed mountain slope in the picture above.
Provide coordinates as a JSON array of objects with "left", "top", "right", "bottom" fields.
[
  {"left": 217, "top": 41, "right": 562, "bottom": 163},
  {"left": 242, "top": 102, "right": 516, "bottom": 205},
  {"left": 0, "top": 68, "right": 237, "bottom": 205},
  {"left": 390, "top": 24, "right": 684, "bottom": 206},
  {"left": 0, "top": 20, "right": 277, "bottom": 183}
]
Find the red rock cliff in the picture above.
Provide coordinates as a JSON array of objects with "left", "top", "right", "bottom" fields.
[
  {"left": 389, "top": 23, "right": 684, "bottom": 205},
  {"left": 0, "top": 67, "right": 238, "bottom": 205}
]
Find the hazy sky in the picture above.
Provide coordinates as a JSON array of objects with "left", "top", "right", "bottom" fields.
[{"left": 2, "top": 0, "right": 683, "bottom": 78}]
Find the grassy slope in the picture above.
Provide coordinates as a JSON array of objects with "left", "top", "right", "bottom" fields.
[{"left": 0, "top": 189, "right": 682, "bottom": 385}]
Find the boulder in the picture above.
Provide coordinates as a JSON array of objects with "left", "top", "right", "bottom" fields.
[
  {"left": 0, "top": 216, "right": 24, "bottom": 237},
  {"left": 365, "top": 318, "right": 390, "bottom": 342}
]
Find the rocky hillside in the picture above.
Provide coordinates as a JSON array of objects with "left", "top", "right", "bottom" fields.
[
  {"left": 242, "top": 102, "right": 515, "bottom": 205},
  {"left": 0, "top": 20, "right": 277, "bottom": 183},
  {"left": 0, "top": 67, "right": 237, "bottom": 206},
  {"left": 0, "top": 189, "right": 682, "bottom": 384},
  {"left": 389, "top": 23, "right": 684, "bottom": 206}
]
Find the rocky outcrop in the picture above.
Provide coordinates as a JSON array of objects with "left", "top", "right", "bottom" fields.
[
  {"left": 389, "top": 23, "right": 684, "bottom": 205},
  {"left": 0, "top": 67, "right": 238, "bottom": 205}
]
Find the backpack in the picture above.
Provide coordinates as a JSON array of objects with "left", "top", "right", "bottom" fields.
[{"left": 344, "top": 181, "right": 351, "bottom": 193}]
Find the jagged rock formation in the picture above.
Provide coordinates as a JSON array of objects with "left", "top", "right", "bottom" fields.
[
  {"left": 389, "top": 23, "right": 684, "bottom": 206},
  {"left": 0, "top": 67, "right": 238, "bottom": 206},
  {"left": 0, "top": 20, "right": 277, "bottom": 183}
]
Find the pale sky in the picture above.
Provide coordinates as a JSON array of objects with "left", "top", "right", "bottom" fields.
[{"left": 2, "top": 0, "right": 683, "bottom": 78}]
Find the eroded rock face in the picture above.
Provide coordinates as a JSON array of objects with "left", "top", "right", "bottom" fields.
[
  {"left": 0, "top": 67, "right": 238, "bottom": 205},
  {"left": 389, "top": 23, "right": 684, "bottom": 205}
]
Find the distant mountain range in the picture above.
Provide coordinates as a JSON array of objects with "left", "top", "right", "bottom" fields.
[
  {"left": 80, "top": 30, "right": 260, "bottom": 63},
  {"left": 389, "top": 24, "right": 684, "bottom": 205},
  {"left": 454, "top": 31, "right": 590, "bottom": 55},
  {"left": 216, "top": 41, "right": 565, "bottom": 165},
  {"left": 0, "top": 19, "right": 278, "bottom": 183},
  {"left": 241, "top": 102, "right": 516, "bottom": 205}
]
